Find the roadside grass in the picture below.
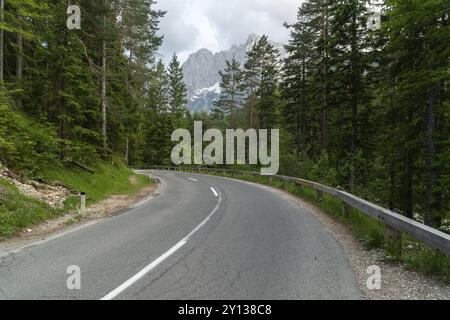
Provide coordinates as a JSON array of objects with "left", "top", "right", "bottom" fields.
[
  {"left": 191, "top": 169, "right": 450, "bottom": 284},
  {"left": 39, "top": 160, "right": 151, "bottom": 209},
  {"left": 0, "top": 160, "right": 152, "bottom": 239},
  {"left": 0, "top": 179, "right": 60, "bottom": 237}
]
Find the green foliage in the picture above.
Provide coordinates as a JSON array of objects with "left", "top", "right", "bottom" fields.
[
  {"left": 403, "top": 244, "right": 450, "bottom": 283},
  {"left": 39, "top": 160, "right": 150, "bottom": 205},
  {"left": 280, "top": 0, "right": 449, "bottom": 229},
  {"left": 0, "top": 0, "right": 188, "bottom": 170},
  {"left": 168, "top": 54, "right": 189, "bottom": 118},
  {"left": 0, "top": 103, "right": 57, "bottom": 173},
  {"left": 308, "top": 151, "right": 338, "bottom": 186},
  {"left": 213, "top": 59, "right": 244, "bottom": 128}
]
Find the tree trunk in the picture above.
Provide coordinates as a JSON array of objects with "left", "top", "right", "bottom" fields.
[
  {"left": 388, "top": 77, "right": 398, "bottom": 211},
  {"left": 349, "top": 10, "right": 358, "bottom": 192},
  {"left": 125, "top": 136, "right": 129, "bottom": 166},
  {"left": 101, "top": 38, "right": 107, "bottom": 152},
  {"left": 249, "top": 79, "right": 255, "bottom": 128},
  {"left": 404, "top": 107, "right": 414, "bottom": 219},
  {"left": 59, "top": 2, "right": 70, "bottom": 160},
  {"left": 321, "top": 2, "right": 329, "bottom": 152},
  {"left": 16, "top": 32, "right": 23, "bottom": 107}
]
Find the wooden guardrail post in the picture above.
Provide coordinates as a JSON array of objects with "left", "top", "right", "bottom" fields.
[
  {"left": 341, "top": 201, "right": 351, "bottom": 217},
  {"left": 268, "top": 176, "right": 273, "bottom": 185},
  {"left": 316, "top": 190, "right": 323, "bottom": 201},
  {"left": 385, "top": 225, "right": 402, "bottom": 256}
]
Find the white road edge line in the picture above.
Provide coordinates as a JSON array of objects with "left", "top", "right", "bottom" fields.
[
  {"left": 100, "top": 188, "right": 222, "bottom": 301},
  {"left": 210, "top": 187, "right": 218, "bottom": 197},
  {"left": 188, "top": 178, "right": 198, "bottom": 182}
]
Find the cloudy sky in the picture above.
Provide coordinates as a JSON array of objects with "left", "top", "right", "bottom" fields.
[{"left": 154, "top": 0, "right": 303, "bottom": 64}]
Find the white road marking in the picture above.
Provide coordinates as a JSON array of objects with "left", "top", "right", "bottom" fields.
[
  {"left": 101, "top": 188, "right": 222, "bottom": 300},
  {"left": 210, "top": 187, "right": 218, "bottom": 197},
  {"left": 188, "top": 178, "right": 198, "bottom": 182}
]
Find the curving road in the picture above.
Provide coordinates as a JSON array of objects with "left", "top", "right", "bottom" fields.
[{"left": 0, "top": 170, "right": 361, "bottom": 300}]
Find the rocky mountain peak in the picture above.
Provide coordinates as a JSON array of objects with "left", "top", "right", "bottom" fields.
[
  {"left": 246, "top": 33, "right": 259, "bottom": 45},
  {"left": 182, "top": 34, "right": 287, "bottom": 113}
]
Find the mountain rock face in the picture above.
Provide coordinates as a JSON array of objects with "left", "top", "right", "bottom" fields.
[{"left": 182, "top": 34, "right": 286, "bottom": 112}]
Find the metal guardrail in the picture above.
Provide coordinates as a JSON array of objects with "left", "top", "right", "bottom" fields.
[{"left": 143, "top": 166, "right": 450, "bottom": 256}]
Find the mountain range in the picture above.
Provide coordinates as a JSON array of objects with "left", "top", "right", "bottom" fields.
[{"left": 181, "top": 34, "right": 287, "bottom": 112}]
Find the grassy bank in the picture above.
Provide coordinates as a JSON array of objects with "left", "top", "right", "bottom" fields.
[
  {"left": 0, "top": 161, "right": 152, "bottom": 238},
  {"left": 190, "top": 170, "right": 450, "bottom": 284}
]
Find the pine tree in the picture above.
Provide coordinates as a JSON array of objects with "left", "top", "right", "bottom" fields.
[
  {"left": 282, "top": 8, "right": 316, "bottom": 156},
  {"left": 243, "top": 35, "right": 280, "bottom": 129},
  {"left": 328, "top": 0, "right": 371, "bottom": 191},
  {"left": 148, "top": 59, "right": 170, "bottom": 114},
  {"left": 282, "top": 0, "right": 333, "bottom": 159},
  {"left": 254, "top": 36, "right": 280, "bottom": 129},
  {"left": 168, "top": 54, "right": 188, "bottom": 118},
  {"left": 243, "top": 41, "right": 259, "bottom": 128},
  {"left": 380, "top": 0, "right": 449, "bottom": 224}
]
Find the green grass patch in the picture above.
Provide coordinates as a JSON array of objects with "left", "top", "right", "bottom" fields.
[
  {"left": 0, "top": 160, "right": 152, "bottom": 238},
  {"left": 39, "top": 160, "right": 151, "bottom": 208},
  {"left": 0, "top": 179, "right": 60, "bottom": 237}
]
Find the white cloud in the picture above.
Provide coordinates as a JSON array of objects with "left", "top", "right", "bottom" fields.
[{"left": 155, "top": 0, "right": 302, "bottom": 64}]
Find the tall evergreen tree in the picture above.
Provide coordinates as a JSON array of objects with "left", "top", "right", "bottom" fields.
[
  {"left": 243, "top": 35, "right": 280, "bottom": 129},
  {"left": 168, "top": 53, "right": 188, "bottom": 118},
  {"left": 213, "top": 59, "right": 244, "bottom": 128},
  {"left": 379, "top": 0, "right": 449, "bottom": 224}
]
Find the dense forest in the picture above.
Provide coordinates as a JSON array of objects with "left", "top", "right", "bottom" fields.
[
  {"left": 0, "top": 0, "right": 189, "bottom": 172},
  {"left": 0, "top": 0, "right": 448, "bottom": 230}
]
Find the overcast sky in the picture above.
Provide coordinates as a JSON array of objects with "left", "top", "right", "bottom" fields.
[{"left": 154, "top": 0, "right": 303, "bottom": 64}]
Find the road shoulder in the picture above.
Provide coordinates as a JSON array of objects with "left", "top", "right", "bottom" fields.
[
  {"left": 255, "top": 182, "right": 450, "bottom": 300},
  {"left": 0, "top": 180, "right": 161, "bottom": 256},
  {"left": 189, "top": 173, "right": 450, "bottom": 300}
]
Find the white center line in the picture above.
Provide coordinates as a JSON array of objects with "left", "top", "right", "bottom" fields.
[
  {"left": 188, "top": 178, "right": 198, "bottom": 182},
  {"left": 101, "top": 187, "right": 222, "bottom": 300},
  {"left": 210, "top": 187, "right": 218, "bottom": 197}
]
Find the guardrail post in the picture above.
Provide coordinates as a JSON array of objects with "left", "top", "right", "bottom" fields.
[
  {"left": 341, "top": 202, "right": 351, "bottom": 217},
  {"left": 385, "top": 225, "right": 402, "bottom": 256},
  {"left": 79, "top": 192, "right": 86, "bottom": 216},
  {"left": 316, "top": 190, "right": 323, "bottom": 201},
  {"left": 269, "top": 176, "right": 273, "bottom": 185}
]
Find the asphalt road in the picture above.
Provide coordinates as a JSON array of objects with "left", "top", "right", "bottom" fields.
[{"left": 0, "top": 170, "right": 361, "bottom": 300}]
